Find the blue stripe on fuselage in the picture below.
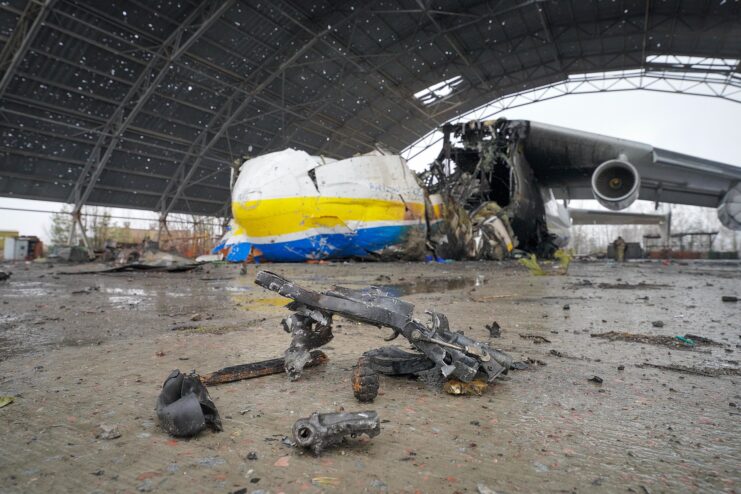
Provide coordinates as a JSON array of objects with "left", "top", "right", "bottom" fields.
[{"left": 244, "top": 224, "right": 421, "bottom": 262}]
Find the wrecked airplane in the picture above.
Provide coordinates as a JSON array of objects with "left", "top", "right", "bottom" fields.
[
  {"left": 214, "top": 149, "right": 436, "bottom": 262},
  {"left": 215, "top": 118, "right": 741, "bottom": 262}
]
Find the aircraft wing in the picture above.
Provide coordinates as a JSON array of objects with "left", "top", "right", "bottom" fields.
[
  {"left": 567, "top": 208, "right": 669, "bottom": 226},
  {"left": 521, "top": 121, "right": 741, "bottom": 228}
]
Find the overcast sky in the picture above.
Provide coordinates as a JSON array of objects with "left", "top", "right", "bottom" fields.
[{"left": 1, "top": 89, "right": 740, "bottom": 243}]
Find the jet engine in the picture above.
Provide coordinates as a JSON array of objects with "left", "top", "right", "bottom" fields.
[
  {"left": 717, "top": 182, "right": 741, "bottom": 230},
  {"left": 591, "top": 159, "right": 640, "bottom": 210}
]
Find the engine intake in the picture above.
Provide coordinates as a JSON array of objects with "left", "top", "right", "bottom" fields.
[
  {"left": 591, "top": 159, "right": 640, "bottom": 210},
  {"left": 717, "top": 183, "right": 741, "bottom": 230}
]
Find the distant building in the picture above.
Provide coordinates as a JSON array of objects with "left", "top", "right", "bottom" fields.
[
  {"left": 2, "top": 235, "right": 43, "bottom": 261},
  {"left": 0, "top": 231, "right": 19, "bottom": 259}
]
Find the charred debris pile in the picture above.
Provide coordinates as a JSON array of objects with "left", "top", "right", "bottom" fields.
[
  {"left": 421, "top": 119, "right": 558, "bottom": 259},
  {"left": 154, "top": 271, "right": 521, "bottom": 454}
]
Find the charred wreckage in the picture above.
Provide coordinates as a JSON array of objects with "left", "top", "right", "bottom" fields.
[
  {"left": 155, "top": 271, "right": 515, "bottom": 453},
  {"left": 216, "top": 117, "right": 741, "bottom": 263}
]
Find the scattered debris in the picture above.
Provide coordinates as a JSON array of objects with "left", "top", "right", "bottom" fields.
[
  {"left": 0, "top": 396, "right": 15, "bottom": 408},
  {"left": 255, "top": 271, "right": 512, "bottom": 391},
  {"left": 519, "top": 254, "right": 546, "bottom": 275},
  {"left": 517, "top": 249, "right": 572, "bottom": 276},
  {"left": 477, "top": 484, "right": 498, "bottom": 494},
  {"left": 591, "top": 331, "right": 723, "bottom": 350},
  {"left": 675, "top": 335, "right": 695, "bottom": 346},
  {"left": 443, "top": 379, "right": 488, "bottom": 396},
  {"left": 684, "top": 333, "right": 724, "bottom": 346},
  {"left": 588, "top": 376, "right": 604, "bottom": 384},
  {"left": 570, "top": 281, "right": 670, "bottom": 290},
  {"left": 562, "top": 304, "right": 570, "bottom": 310},
  {"left": 71, "top": 286, "right": 99, "bottom": 295},
  {"left": 526, "top": 357, "right": 547, "bottom": 366},
  {"left": 292, "top": 411, "right": 381, "bottom": 455},
  {"left": 95, "top": 424, "right": 121, "bottom": 440},
  {"left": 636, "top": 363, "right": 741, "bottom": 377},
  {"left": 0, "top": 270, "right": 11, "bottom": 282},
  {"left": 246, "top": 452, "right": 258, "bottom": 461},
  {"left": 510, "top": 361, "right": 530, "bottom": 370},
  {"left": 58, "top": 254, "right": 203, "bottom": 275},
  {"left": 54, "top": 245, "right": 90, "bottom": 263},
  {"left": 651, "top": 320, "right": 665, "bottom": 328},
  {"left": 485, "top": 321, "right": 502, "bottom": 338},
  {"left": 721, "top": 295, "right": 738, "bottom": 302},
  {"left": 200, "top": 351, "right": 328, "bottom": 386},
  {"left": 519, "top": 334, "right": 551, "bottom": 344},
  {"left": 312, "top": 477, "right": 340, "bottom": 487},
  {"left": 156, "top": 369, "right": 222, "bottom": 437}
]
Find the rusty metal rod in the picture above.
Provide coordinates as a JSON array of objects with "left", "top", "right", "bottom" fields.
[{"left": 200, "top": 350, "right": 328, "bottom": 386}]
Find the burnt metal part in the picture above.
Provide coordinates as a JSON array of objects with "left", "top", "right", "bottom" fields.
[
  {"left": 486, "top": 321, "right": 502, "bottom": 338},
  {"left": 420, "top": 119, "right": 556, "bottom": 256},
  {"left": 255, "top": 271, "right": 512, "bottom": 383},
  {"left": 352, "top": 356, "right": 380, "bottom": 403},
  {"left": 156, "top": 369, "right": 222, "bottom": 437},
  {"left": 281, "top": 303, "right": 334, "bottom": 380},
  {"left": 363, "top": 347, "right": 436, "bottom": 376},
  {"left": 292, "top": 411, "right": 380, "bottom": 455},
  {"left": 200, "top": 350, "right": 328, "bottom": 386}
]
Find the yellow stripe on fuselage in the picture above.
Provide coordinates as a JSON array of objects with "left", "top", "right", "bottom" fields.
[{"left": 232, "top": 196, "right": 426, "bottom": 238}]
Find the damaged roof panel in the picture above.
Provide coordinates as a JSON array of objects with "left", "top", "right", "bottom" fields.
[{"left": 0, "top": 0, "right": 738, "bottom": 214}]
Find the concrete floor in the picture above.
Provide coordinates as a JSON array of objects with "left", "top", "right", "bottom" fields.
[{"left": 0, "top": 259, "right": 739, "bottom": 493}]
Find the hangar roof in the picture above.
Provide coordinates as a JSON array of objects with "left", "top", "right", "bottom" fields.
[{"left": 0, "top": 0, "right": 739, "bottom": 216}]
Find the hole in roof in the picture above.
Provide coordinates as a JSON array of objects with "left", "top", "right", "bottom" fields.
[
  {"left": 645, "top": 55, "right": 739, "bottom": 71},
  {"left": 413, "top": 76, "right": 464, "bottom": 106}
]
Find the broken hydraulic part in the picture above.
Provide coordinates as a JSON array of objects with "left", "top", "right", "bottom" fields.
[
  {"left": 201, "top": 350, "right": 328, "bottom": 386},
  {"left": 362, "top": 346, "right": 436, "bottom": 376},
  {"left": 282, "top": 310, "right": 334, "bottom": 381},
  {"left": 352, "top": 356, "right": 380, "bottom": 403},
  {"left": 155, "top": 369, "right": 222, "bottom": 437},
  {"left": 255, "top": 270, "right": 513, "bottom": 390},
  {"left": 292, "top": 411, "right": 381, "bottom": 455}
]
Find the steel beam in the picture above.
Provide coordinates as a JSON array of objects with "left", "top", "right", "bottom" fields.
[
  {"left": 0, "top": 0, "right": 56, "bottom": 99},
  {"left": 156, "top": 7, "right": 367, "bottom": 220},
  {"left": 56, "top": 1, "right": 385, "bottom": 151},
  {"left": 66, "top": 0, "right": 234, "bottom": 213},
  {"left": 416, "top": 0, "right": 491, "bottom": 90}
]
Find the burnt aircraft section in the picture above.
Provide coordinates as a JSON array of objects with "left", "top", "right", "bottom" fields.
[
  {"left": 421, "top": 120, "right": 554, "bottom": 256},
  {"left": 420, "top": 118, "right": 741, "bottom": 258},
  {"left": 254, "top": 270, "right": 513, "bottom": 396}
]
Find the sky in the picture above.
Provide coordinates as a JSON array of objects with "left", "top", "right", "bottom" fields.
[{"left": 1, "top": 89, "right": 740, "bottom": 244}]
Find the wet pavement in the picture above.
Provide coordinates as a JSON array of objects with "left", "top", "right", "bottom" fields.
[{"left": 0, "top": 259, "right": 739, "bottom": 493}]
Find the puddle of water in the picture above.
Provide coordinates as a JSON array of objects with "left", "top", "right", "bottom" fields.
[
  {"left": 108, "top": 296, "right": 144, "bottom": 308},
  {"left": 0, "top": 281, "right": 55, "bottom": 297},
  {"left": 165, "top": 292, "right": 190, "bottom": 298},
  {"left": 374, "top": 275, "right": 486, "bottom": 296},
  {"left": 220, "top": 285, "right": 255, "bottom": 293},
  {"left": 103, "top": 288, "right": 147, "bottom": 296}
]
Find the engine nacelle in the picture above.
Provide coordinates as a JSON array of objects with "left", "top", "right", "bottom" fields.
[
  {"left": 591, "top": 159, "right": 640, "bottom": 210},
  {"left": 717, "top": 183, "right": 741, "bottom": 230}
]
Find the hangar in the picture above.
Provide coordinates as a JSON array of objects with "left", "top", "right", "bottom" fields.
[
  {"left": 1, "top": 0, "right": 739, "bottom": 227},
  {"left": 1, "top": 3, "right": 741, "bottom": 493}
]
